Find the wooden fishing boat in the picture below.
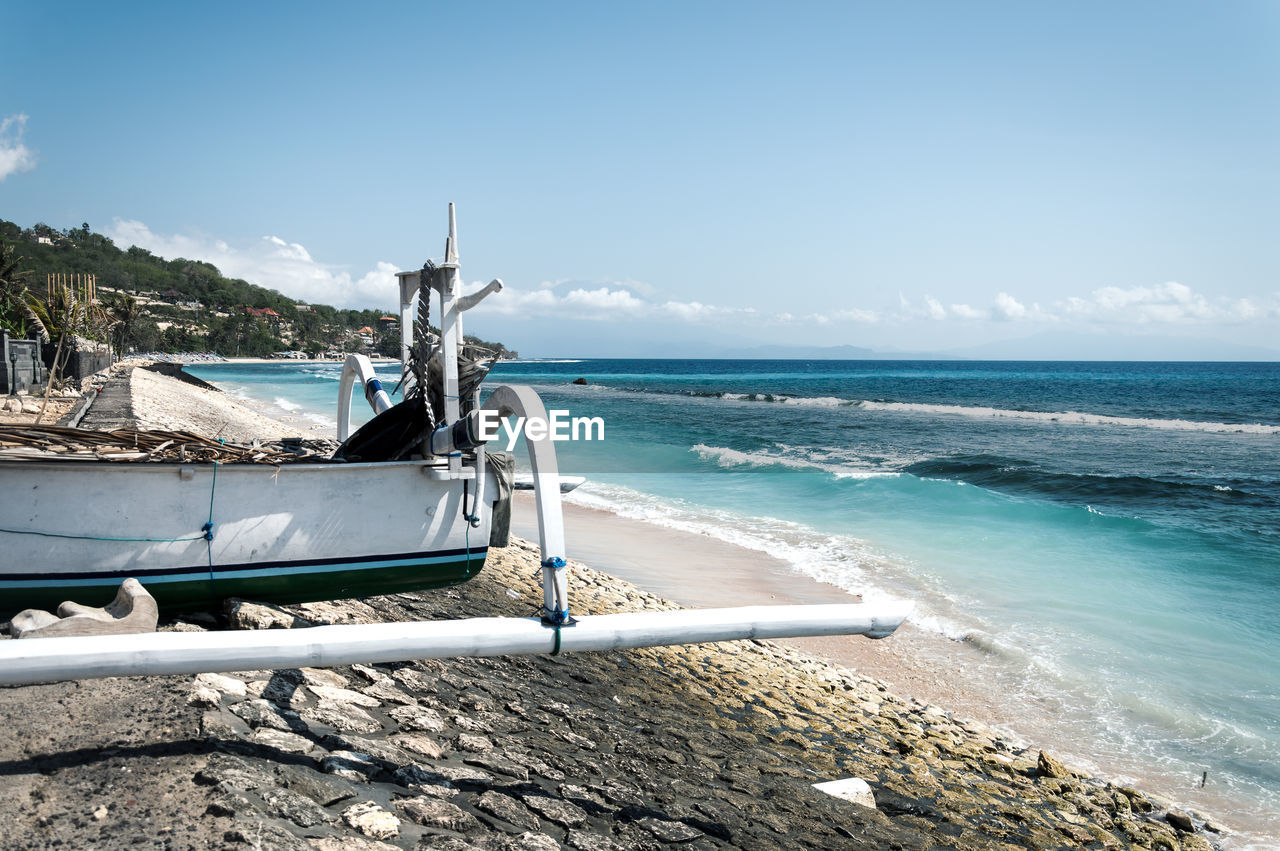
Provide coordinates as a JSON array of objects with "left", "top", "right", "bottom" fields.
[{"left": 0, "top": 205, "right": 506, "bottom": 616}]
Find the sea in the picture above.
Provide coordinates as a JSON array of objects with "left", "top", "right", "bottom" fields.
[{"left": 187, "top": 358, "right": 1280, "bottom": 846}]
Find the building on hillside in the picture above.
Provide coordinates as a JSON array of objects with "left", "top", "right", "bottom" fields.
[
  {"left": 377, "top": 315, "right": 398, "bottom": 332},
  {"left": 244, "top": 307, "right": 282, "bottom": 326}
]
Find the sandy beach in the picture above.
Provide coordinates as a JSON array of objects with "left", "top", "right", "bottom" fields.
[{"left": 0, "top": 365, "right": 1233, "bottom": 849}]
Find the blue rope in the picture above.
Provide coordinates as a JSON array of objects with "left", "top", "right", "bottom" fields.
[
  {"left": 1, "top": 458, "right": 222, "bottom": 549},
  {"left": 0, "top": 527, "right": 207, "bottom": 543},
  {"left": 205, "top": 460, "right": 219, "bottom": 591}
]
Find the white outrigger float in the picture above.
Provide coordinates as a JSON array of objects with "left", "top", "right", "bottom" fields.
[{"left": 0, "top": 206, "right": 909, "bottom": 686}]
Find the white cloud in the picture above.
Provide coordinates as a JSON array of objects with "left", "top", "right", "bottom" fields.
[
  {"left": 107, "top": 219, "right": 398, "bottom": 309},
  {"left": 0, "top": 114, "right": 36, "bottom": 180},
  {"left": 1056, "top": 281, "right": 1275, "bottom": 325},
  {"left": 465, "top": 280, "right": 756, "bottom": 324},
  {"left": 924, "top": 297, "right": 946, "bottom": 320},
  {"left": 826, "top": 307, "right": 880, "bottom": 323},
  {"left": 950, "top": 303, "right": 985, "bottom": 320},
  {"left": 992, "top": 292, "right": 1027, "bottom": 321}
]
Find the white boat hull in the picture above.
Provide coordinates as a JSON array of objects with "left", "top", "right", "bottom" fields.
[{"left": 0, "top": 458, "right": 494, "bottom": 613}]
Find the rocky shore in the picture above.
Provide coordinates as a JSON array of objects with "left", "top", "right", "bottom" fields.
[{"left": 0, "top": 537, "right": 1225, "bottom": 849}]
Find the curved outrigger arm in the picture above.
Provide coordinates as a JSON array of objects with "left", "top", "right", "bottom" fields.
[
  {"left": 479, "top": 384, "right": 570, "bottom": 626},
  {"left": 337, "top": 353, "right": 394, "bottom": 442}
]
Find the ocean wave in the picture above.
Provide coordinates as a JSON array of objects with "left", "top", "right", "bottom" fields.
[
  {"left": 903, "top": 454, "right": 1269, "bottom": 508},
  {"left": 678, "top": 389, "right": 1280, "bottom": 433},
  {"left": 860, "top": 401, "right": 1280, "bottom": 434},
  {"left": 562, "top": 481, "right": 916, "bottom": 612},
  {"left": 690, "top": 444, "right": 894, "bottom": 480}
]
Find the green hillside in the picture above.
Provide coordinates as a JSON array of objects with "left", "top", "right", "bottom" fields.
[{"left": 0, "top": 220, "right": 517, "bottom": 360}]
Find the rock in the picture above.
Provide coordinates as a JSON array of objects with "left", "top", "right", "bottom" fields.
[
  {"left": 196, "top": 672, "right": 249, "bottom": 699},
  {"left": 299, "top": 667, "right": 349, "bottom": 688},
  {"left": 205, "top": 792, "right": 252, "bottom": 818},
  {"left": 1036, "top": 750, "right": 1070, "bottom": 779},
  {"left": 475, "top": 790, "right": 541, "bottom": 831},
  {"left": 812, "top": 777, "right": 876, "bottom": 809},
  {"left": 196, "top": 754, "right": 279, "bottom": 795},
  {"left": 308, "top": 838, "right": 400, "bottom": 851},
  {"left": 509, "top": 833, "right": 561, "bottom": 850},
  {"left": 342, "top": 800, "right": 400, "bottom": 840},
  {"left": 306, "top": 683, "right": 382, "bottom": 707},
  {"left": 320, "top": 733, "right": 413, "bottom": 768},
  {"left": 390, "top": 733, "right": 445, "bottom": 759},
  {"left": 223, "top": 816, "right": 311, "bottom": 849},
  {"left": 567, "top": 832, "right": 617, "bottom": 850},
  {"left": 396, "top": 763, "right": 494, "bottom": 790},
  {"left": 454, "top": 714, "right": 493, "bottom": 734},
  {"left": 572, "top": 377, "right": 588, "bottom": 385},
  {"left": 397, "top": 796, "right": 481, "bottom": 831},
  {"left": 1202, "top": 817, "right": 1228, "bottom": 834},
  {"left": 361, "top": 679, "right": 415, "bottom": 704},
  {"left": 187, "top": 685, "right": 222, "bottom": 708},
  {"left": 463, "top": 753, "right": 530, "bottom": 781},
  {"left": 521, "top": 794, "right": 588, "bottom": 828},
  {"left": 250, "top": 728, "right": 316, "bottom": 755},
  {"left": 322, "top": 751, "right": 380, "bottom": 781},
  {"left": 294, "top": 599, "right": 381, "bottom": 624},
  {"left": 231, "top": 699, "right": 301, "bottom": 731},
  {"left": 225, "top": 598, "right": 306, "bottom": 630},
  {"left": 390, "top": 704, "right": 446, "bottom": 732},
  {"left": 302, "top": 700, "right": 382, "bottom": 733},
  {"left": 457, "top": 733, "right": 494, "bottom": 753},
  {"left": 636, "top": 816, "right": 704, "bottom": 842},
  {"left": 262, "top": 786, "right": 333, "bottom": 827},
  {"left": 1166, "top": 807, "right": 1195, "bottom": 832},
  {"left": 275, "top": 763, "right": 357, "bottom": 807},
  {"left": 201, "top": 707, "right": 253, "bottom": 741}
]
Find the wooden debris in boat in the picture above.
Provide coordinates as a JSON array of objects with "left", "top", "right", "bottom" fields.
[{"left": 0, "top": 425, "right": 339, "bottom": 465}]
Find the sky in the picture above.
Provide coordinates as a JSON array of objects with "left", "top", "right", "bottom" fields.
[{"left": 3, "top": 1, "right": 1278, "bottom": 359}]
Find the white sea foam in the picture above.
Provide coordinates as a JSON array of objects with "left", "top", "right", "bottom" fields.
[
  {"left": 273, "top": 396, "right": 302, "bottom": 412},
  {"left": 716, "top": 392, "right": 1280, "bottom": 433},
  {"left": 859, "top": 400, "right": 1280, "bottom": 434},
  {"left": 563, "top": 480, "right": 916, "bottom": 613},
  {"left": 690, "top": 444, "right": 894, "bottom": 480}
]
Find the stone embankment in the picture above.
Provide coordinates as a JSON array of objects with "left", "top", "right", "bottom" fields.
[{"left": 1, "top": 539, "right": 1226, "bottom": 849}]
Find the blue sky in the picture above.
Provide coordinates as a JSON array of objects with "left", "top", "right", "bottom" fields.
[{"left": 4, "top": 1, "right": 1278, "bottom": 358}]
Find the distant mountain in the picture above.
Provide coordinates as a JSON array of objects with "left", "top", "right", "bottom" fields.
[
  {"left": 945, "top": 332, "right": 1280, "bottom": 362},
  {"left": 711, "top": 344, "right": 955, "bottom": 360}
]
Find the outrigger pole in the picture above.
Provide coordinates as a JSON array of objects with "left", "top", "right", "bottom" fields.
[{"left": 0, "top": 604, "right": 909, "bottom": 687}]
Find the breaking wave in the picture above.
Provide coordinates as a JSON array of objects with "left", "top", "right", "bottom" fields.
[{"left": 681, "top": 390, "right": 1280, "bottom": 434}]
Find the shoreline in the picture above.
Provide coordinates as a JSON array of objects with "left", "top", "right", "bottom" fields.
[{"left": 514, "top": 493, "right": 1265, "bottom": 844}]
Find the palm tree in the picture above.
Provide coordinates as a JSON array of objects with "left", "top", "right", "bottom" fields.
[
  {"left": 0, "top": 241, "right": 32, "bottom": 337},
  {"left": 105, "top": 291, "right": 140, "bottom": 360},
  {"left": 23, "top": 288, "right": 93, "bottom": 423}
]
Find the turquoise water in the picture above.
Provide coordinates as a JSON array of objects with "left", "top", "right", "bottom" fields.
[{"left": 189, "top": 358, "right": 1280, "bottom": 844}]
